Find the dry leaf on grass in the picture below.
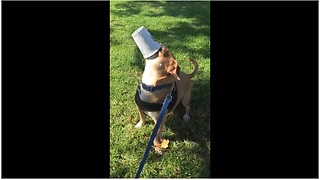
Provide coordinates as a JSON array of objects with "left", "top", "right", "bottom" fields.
[
  {"left": 160, "top": 139, "right": 169, "bottom": 149},
  {"left": 153, "top": 139, "right": 169, "bottom": 150},
  {"left": 153, "top": 139, "right": 170, "bottom": 155}
]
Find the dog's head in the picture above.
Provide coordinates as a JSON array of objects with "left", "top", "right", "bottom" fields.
[{"left": 153, "top": 47, "right": 180, "bottom": 84}]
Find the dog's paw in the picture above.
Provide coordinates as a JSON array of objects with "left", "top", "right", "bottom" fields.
[
  {"left": 135, "top": 121, "right": 144, "bottom": 128},
  {"left": 183, "top": 114, "right": 191, "bottom": 122}
]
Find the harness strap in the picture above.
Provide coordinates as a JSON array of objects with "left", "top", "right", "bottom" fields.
[
  {"left": 141, "top": 81, "right": 173, "bottom": 92},
  {"left": 135, "top": 82, "right": 177, "bottom": 112}
]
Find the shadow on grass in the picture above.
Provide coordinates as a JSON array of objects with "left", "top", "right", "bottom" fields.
[
  {"left": 116, "top": 1, "right": 210, "bottom": 72},
  {"left": 110, "top": 27, "right": 121, "bottom": 46},
  {"left": 130, "top": 47, "right": 145, "bottom": 72},
  {"left": 150, "top": 22, "right": 210, "bottom": 59},
  {"left": 111, "top": 1, "right": 164, "bottom": 17},
  {"left": 111, "top": 1, "right": 209, "bottom": 25}
]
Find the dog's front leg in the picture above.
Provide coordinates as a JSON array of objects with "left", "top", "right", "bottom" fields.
[
  {"left": 135, "top": 106, "right": 146, "bottom": 128},
  {"left": 153, "top": 119, "right": 166, "bottom": 146},
  {"left": 140, "top": 111, "right": 166, "bottom": 146}
]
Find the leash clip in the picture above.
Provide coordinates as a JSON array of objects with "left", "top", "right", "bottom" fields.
[{"left": 165, "top": 94, "right": 172, "bottom": 102}]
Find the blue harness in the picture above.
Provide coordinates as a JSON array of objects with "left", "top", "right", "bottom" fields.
[{"left": 135, "top": 82, "right": 177, "bottom": 112}]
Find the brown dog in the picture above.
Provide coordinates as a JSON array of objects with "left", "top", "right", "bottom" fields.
[{"left": 134, "top": 47, "right": 198, "bottom": 146}]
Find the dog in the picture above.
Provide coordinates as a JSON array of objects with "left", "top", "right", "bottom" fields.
[{"left": 134, "top": 47, "right": 198, "bottom": 146}]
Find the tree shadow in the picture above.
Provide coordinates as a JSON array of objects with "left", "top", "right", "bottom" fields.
[
  {"left": 150, "top": 23, "right": 210, "bottom": 60},
  {"left": 110, "top": 27, "right": 121, "bottom": 46},
  {"left": 130, "top": 21, "right": 210, "bottom": 71},
  {"left": 110, "top": 2, "right": 142, "bottom": 17},
  {"left": 112, "top": 1, "right": 210, "bottom": 60},
  {"left": 130, "top": 46, "right": 145, "bottom": 72},
  {"left": 146, "top": 1, "right": 210, "bottom": 27},
  {"left": 111, "top": 1, "right": 209, "bottom": 25}
]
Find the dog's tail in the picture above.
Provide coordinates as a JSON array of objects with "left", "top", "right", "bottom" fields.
[{"left": 186, "top": 57, "right": 198, "bottom": 78}]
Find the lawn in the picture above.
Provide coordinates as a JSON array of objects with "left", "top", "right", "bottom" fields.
[{"left": 110, "top": 1, "right": 211, "bottom": 178}]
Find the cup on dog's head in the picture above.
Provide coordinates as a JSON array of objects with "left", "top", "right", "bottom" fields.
[{"left": 132, "top": 26, "right": 162, "bottom": 59}]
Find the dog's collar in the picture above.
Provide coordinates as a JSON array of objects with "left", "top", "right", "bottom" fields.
[{"left": 140, "top": 81, "right": 173, "bottom": 92}]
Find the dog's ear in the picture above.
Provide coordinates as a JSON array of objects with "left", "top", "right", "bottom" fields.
[
  {"left": 167, "top": 58, "right": 180, "bottom": 80},
  {"left": 153, "top": 58, "right": 180, "bottom": 86},
  {"left": 156, "top": 47, "right": 180, "bottom": 83},
  {"left": 159, "top": 47, "right": 170, "bottom": 57}
]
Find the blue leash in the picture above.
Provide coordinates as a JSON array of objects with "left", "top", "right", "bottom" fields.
[{"left": 134, "top": 94, "right": 172, "bottom": 178}]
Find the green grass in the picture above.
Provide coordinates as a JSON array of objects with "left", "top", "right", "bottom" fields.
[{"left": 110, "top": 1, "right": 210, "bottom": 178}]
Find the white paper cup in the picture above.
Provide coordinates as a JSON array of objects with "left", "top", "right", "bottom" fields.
[{"left": 132, "top": 26, "right": 162, "bottom": 59}]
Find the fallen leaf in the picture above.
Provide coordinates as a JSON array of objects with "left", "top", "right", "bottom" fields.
[
  {"left": 154, "top": 147, "right": 163, "bottom": 155},
  {"left": 152, "top": 139, "right": 169, "bottom": 156},
  {"left": 160, "top": 139, "right": 169, "bottom": 149}
]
